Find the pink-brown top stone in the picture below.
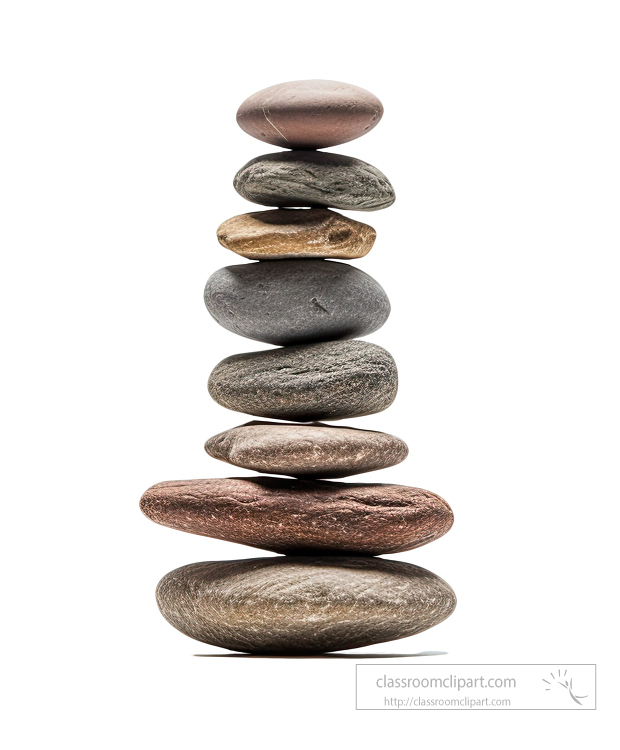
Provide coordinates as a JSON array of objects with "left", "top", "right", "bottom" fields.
[{"left": 236, "top": 79, "right": 384, "bottom": 150}]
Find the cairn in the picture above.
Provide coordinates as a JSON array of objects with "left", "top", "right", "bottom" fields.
[{"left": 141, "top": 80, "right": 456, "bottom": 654}]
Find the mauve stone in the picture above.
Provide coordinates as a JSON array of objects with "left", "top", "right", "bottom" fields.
[
  {"left": 155, "top": 556, "right": 457, "bottom": 654},
  {"left": 205, "top": 421, "right": 408, "bottom": 479},
  {"left": 233, "top": 151, "right": 395, "bottom": 211},
  {"left": 208, "top": 340, "right": 398, "bottom": 421},
  {"left": 236, "top": 79, "right": 384, "bottom": 150},
  {"left": 204, "top": 259, "right": 390, "bottom": 346},
  {"left": 217, "top": 209, "right": 376, "bottom": 260},
  {"left": 140, "top": 477, "right": 453, "bottom": 555}
]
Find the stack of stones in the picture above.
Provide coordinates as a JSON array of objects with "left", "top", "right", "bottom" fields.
[{"left": 140, "top": 80, "right": 456, "bottom": 654}]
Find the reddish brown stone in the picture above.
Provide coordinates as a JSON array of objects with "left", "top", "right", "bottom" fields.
[{"left": 139, "top": 477, "right": 454, "bottom": 556}]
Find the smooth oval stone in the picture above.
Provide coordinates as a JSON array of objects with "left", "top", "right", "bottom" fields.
[
  {"left": 204, "top": 260, "right": 390, "bottom": 346},
  {"left": 233, "top": 151, "right": 395, "bottom": 211},
  {"left": 208, "top": 340, "right": 398, "bottom": 421},
  {"left": 205, "top": 421, "right": 408, "bottom": 479},
  {"left": 236, "top": 79, "right": 384, "bottom": 150},
  {"left": 156, "top": 556, "right": 457, "bottom": 654},
  {"left": 217, "top": 209, "right": 376, "bottom": 260},
  {"left": 140, "top": 477, "right": 453, "bottom": 555}
]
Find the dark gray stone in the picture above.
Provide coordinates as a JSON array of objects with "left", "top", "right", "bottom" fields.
[
  {"left": 208, "top": 340, "right": 398, "bottom": 421},
  {"left": 233, "top": 151, "right": 396, "bottom": 211},
  {"left": 205, "top": 421, "right": 408, "bottom": 478},
  {"left": 204, "top": 260, "right": 390, "bottom": 346},
  {"left": 156, "top": 556, "right": 457, "bottom": 654}
]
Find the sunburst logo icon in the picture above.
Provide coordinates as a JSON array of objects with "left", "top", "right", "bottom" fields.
[{"left": 542, "top": 669, "right": 589, "bottom": 705}]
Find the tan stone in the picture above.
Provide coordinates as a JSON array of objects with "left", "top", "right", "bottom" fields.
[{"left": 216, "top": 208, "right": 376, "bottom": 260}]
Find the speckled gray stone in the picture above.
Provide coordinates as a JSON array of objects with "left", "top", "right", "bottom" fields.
[
  {"left": 140, "top": 476, "right": 454, "bottom": 555},
  {"left": 208, "top": 340, "right": 398, "bottom": 421},
  {"left": 204, "top": 260, "right": 390, "bottom": 346},
  {"left": 155, "top": 556, "right": 457, "bottom": 654},
  {"left": 233, "top": 151, "right": 395, "bottom": 211},
  {"left": 205, "top": 421, "right": 408, "bottom": 478}
]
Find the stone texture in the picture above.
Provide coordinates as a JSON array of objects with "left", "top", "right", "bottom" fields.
[
  {"left": 155, "top": 556, "right": 457, "bottom": 654},
  {"left": 233, "top": 151, "right": 395, "bottom": 211},
  {"left": 204, "top": 260, "right": 390, "bottom": 346},
  {"left": 217, "top": 209, "right": 376, "bottom": 260},
  {"left": 208, "top": 340, "right": 398, "bottom": 421},
  {"left": 236, "top": 79, "right": 384, "bottom": 150},
  {"left": 140, "top": 477, "right": 453, "bottom": 555},
  {"left": 205, "top": 421, "right": 408, "bottom": 479}
]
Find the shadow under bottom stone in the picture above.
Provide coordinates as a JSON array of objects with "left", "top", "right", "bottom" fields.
[{"left": 193, "top": 651, "right": 448, "bottom": 659}]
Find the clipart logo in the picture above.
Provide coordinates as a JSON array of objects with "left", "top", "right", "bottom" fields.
[{"left": 543, "top": 669, "right": 589, "bottom": 706}]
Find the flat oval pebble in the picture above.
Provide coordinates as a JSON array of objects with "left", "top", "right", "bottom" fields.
[
  {"left": 233, "top": 151, "right": 395, "bottom": 211},
  {"left": 208, "top": 340, "right": 398, "bottom": 421},
  {"left": 156, "top": 556, "right": 457, "bottom": 654},
  {"left": 205, "top": 421, "right": 408, "bottom": 478},
  {"left": 140, "top": 477, "right": 453, "bottom": 555},
  {"left": 236, "top": 79, "right": 384, "bottom": 150},
  {"left": 204, "top": 260, "right": 390, "bottom": 346},
  {"left": 217, "top": 208, "right": 376, "bottom": 260}
]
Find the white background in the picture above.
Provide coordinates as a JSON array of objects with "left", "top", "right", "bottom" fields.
[{"left": 1, "top": 1, "right": 618, "bottom": 747}]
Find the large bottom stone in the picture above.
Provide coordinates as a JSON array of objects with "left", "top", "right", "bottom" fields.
[
  {"left": 156, "top": 556, "right": 456, "bottom": 654},
  {"left": 140, "top": 477, "right": 454, "bottom": 555}
]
